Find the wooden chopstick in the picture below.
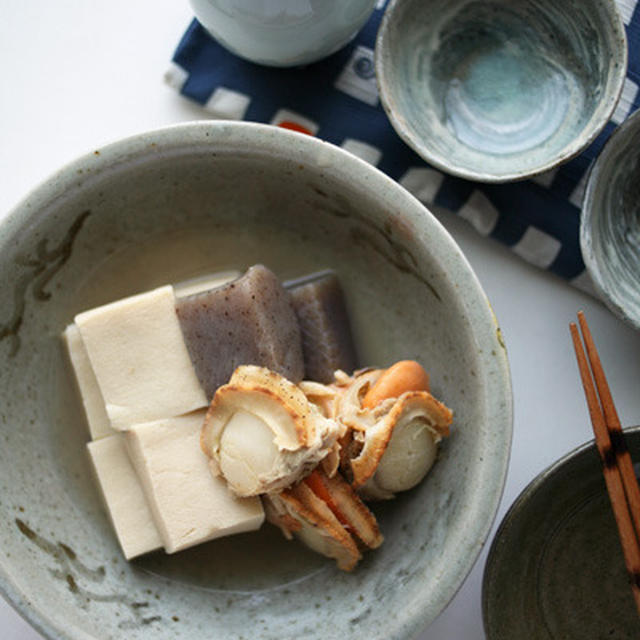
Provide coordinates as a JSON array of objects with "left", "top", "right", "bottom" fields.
[
  {"left": 577, "top": 311, "right": 640, "bottom": 535},
  {"left": 570, "top": 313, "right": 640, "bottom": 615}
]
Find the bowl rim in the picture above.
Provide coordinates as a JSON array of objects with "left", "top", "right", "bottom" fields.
[
  {"left": 374, "top": 0, "right": 629, "bottom": 184},
  {"left": 481, "top": 424, "right": 640, "bottom": 637},
  {"left": 580, "top": 108, "right": 640, "bottom": 332},
  {"left": 0, "top": 120, "right": 513, "bottom": 640}
]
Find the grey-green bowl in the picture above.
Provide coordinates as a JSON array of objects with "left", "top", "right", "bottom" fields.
[
  {"left": 0, "top": 121, "right": 512, "bottom": 640},
  {"left": 483, "top": 425, "right": 640, "bottom": 638},
  {"left": 581, "top": 108, "right": 640, "bottom": 332},
  {"left": 375, "top": 0, "right": 628, "bottom": 183}
]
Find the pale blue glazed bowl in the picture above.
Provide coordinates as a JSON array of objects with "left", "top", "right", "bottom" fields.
[
  {"left": 581, "top": 109, "right": 640, "bottom": 331},
  {"left": 0, "top": 122, "right": 512, "bottom": 640},
  {"left": 375, "top": 0, "right": 628, "bottom": 183},
  {"left": 189, "top": 0, "right": 377, "bottom": 67}
]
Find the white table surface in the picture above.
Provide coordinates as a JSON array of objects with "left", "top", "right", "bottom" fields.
[{"left": 2, "top": 2, "right": 640, "bottom": 639}]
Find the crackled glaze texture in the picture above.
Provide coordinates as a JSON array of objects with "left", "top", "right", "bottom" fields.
[
  {"left": 0, "top": 122, "right": 511, "bottom": 640},
  {"left": 483, "top": 426, "right": 640, "bottom": 638},
  {"left": 376, "top": 0, "right": 627, "bottom": 182},
  {"left": 581, "top": 109, "right": 640, "bottom": 331}
]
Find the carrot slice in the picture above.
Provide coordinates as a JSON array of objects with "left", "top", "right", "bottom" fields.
[
  {"left": 304, "top": 470, "right": 350, "bottom": 528},
  {"left": 362, "top": 360, "right": 429, "bottom": 409}
]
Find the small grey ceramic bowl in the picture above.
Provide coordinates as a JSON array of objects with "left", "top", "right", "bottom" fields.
[
  {"left": 581, "top": 109, "right": 640, "bottom": 332},
  {"left": 0, "top": 122, "right": 512, "bottom": 640},
  {"left": 375, "top": 0, "right": 628, "bottom": 183},
  {"left": 483, "top": 426, "right": 640, "bottom": 638}
]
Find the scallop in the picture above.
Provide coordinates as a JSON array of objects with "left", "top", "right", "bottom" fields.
[{"left": 201, "top": 365, "right": 344, "bottom": 496}]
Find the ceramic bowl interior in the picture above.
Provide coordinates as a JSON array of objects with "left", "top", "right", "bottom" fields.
[
  {"left": 483, "top": 425, "right": 640, "bottom": 638},
  {"left": 0, "top": 122, "right": 511, "bottom": 640},
  {"left": 375, "top": 0, "right": 627, "bottom": 182},
  {"left": 581, "top": 109, "right": 640, "bottom": 331}
]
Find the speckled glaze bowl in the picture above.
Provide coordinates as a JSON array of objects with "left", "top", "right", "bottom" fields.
[
  {"left": 483, "top": 426, "right": 640, "bottom": 638},
  {"left": 0, "top": 122, "right": 512, "bottom": 640},
  {"left": 375, "top": 0, "right": 627, "bottom": 183},
  {"left": 581, "top": 109, "right": 640, "bottom": 332}
]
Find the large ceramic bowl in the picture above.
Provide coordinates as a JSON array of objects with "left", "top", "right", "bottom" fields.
[
  {"left": 0, "top": 122, "right": 512, "bottom": 640},
  {"left": 581, "top": 109, "right": 640, "bottom": 332},
  {"left": 375, "top": 0, "right": 627, "bottom": 183}
]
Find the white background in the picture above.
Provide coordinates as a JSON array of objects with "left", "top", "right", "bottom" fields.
[{"left": 1, "top": 1, "right": 640, "bottom": 638}]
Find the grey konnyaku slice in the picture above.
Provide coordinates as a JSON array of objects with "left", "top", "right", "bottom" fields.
[
  {"left": 176, "top": 264, "right": 304, "bottom": 399},
  {"left": 285, "top": 270, "right": 358, "bottom": 383}
]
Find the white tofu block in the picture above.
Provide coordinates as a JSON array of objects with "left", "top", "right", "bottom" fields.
[
  {"left": 174, "top": 270, "right": 241, "bottom": 298},
  {"left": 65, "top": 273, "right": 236, "bottom": 437},
  {"left": 126, "top": 410, "right": 264, "bottom": 553},
  {"left": 87, "top": 435, "right": 162, "bottom": 559},
  {"left": 63, "top": 324, "right": 115, "bottom": 440},
  {"left": 75, "top": 286, "right": 208, "bottom": 430}
]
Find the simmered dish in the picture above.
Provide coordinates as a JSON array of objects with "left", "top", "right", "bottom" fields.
[{"left": 65, "top": 265, "right": 452, "bottom": 570}]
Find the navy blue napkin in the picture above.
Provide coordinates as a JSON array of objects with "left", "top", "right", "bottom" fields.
[{"left": 165, "top": 0, "right": 640, "bottom": 295}]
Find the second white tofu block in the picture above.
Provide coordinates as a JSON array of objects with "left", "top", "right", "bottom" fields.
[
  {"left": 87, "top": 435, "right": 163, "bottom": 560},
  {"left": 63, "top": 324, "right": 115, "bottom": 440},
  {"left": 126, "top": 410, "right": 265, "bottom": 553},
  {"left": 75, "top": 285, "right": 208, "bottom": 430}
]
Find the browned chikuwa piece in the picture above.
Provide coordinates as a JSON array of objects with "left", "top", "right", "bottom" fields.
[{"left": 264, "top": 467, "right": 382, "bottom": 571}]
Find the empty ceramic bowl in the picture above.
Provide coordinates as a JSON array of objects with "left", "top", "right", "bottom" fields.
[
  {"left": 581, "top": 109, "right": 640, "bottom": 332},
  {"left": 375, "top": 0, "right": 628, "bottom": 182},
  {"left": 0, "top": 122, "right": 512, "bottom": 640},
  {"left": 483, "top": 425, "right": 640, "bottom": 638}
]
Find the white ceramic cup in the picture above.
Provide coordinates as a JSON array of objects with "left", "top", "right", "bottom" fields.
[{"left": 189, "top": 0, "right": 378, "bottom": 67}]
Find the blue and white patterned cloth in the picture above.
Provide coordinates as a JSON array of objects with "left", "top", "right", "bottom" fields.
[{"left": 165, "top": 0, "right": 640, "bottom": 295}]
